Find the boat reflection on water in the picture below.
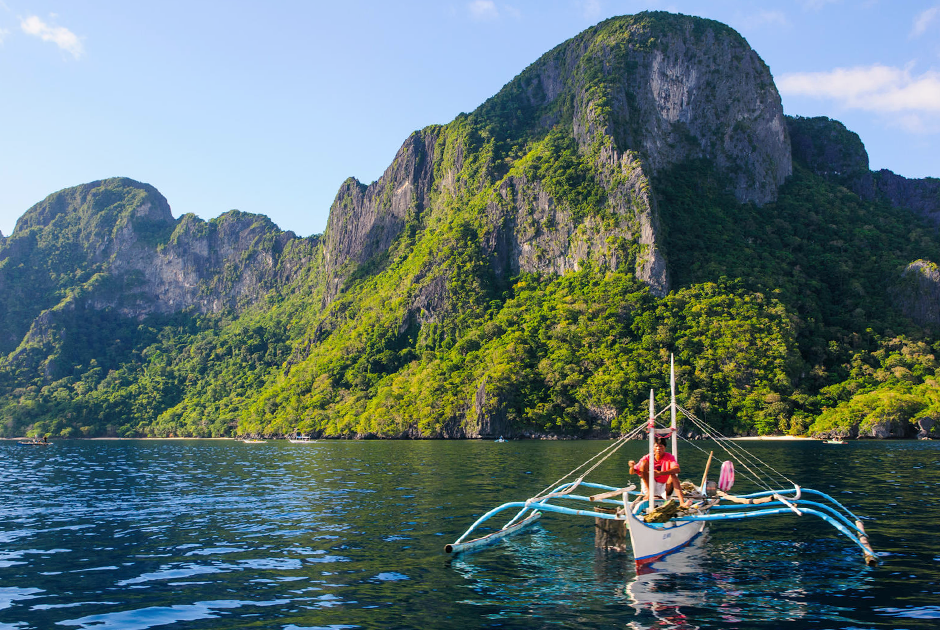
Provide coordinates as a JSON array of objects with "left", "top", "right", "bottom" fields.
[
  {"left": 623, "top": 533, "right": 709, "bottom": 630},
  {"left": 446, "top": 522, "right": 876, "bottom": 628}
]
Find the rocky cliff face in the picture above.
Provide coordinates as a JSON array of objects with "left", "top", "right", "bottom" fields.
[
  {"left": 321, "top": 129, "right": 439, "bottom": 301},
  {"left": 601, "top": 15, "right": 791, "bottom": 206},
  {"left": 873, "top": 170, "right": 940, "bottom": 224},
  {"left": 788, "top": 116, "right": 940, "bottom": 327},
  {"left": 894, "top": 260, "right": 940, "bottom": 327},
  {"left": 788, "top": 115, "right": 940, "bottom": 224},
  {"left": 322, "top": 12, "right": 791, "bottom": 303},
  {"left": 104, "top": 210, "right": 311, "bottom": 317},
  {"left": 0, "top": 178, "right": 315, "bottom": 375},
  {"left": 5, "top": 179, "right": 314, "bottom": 319},
  {"left": 787, "top": 116, "right": 874, "bottom": 197}
]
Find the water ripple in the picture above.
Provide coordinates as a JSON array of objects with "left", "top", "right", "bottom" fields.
[{"left": 1, "top": 439, "right": 938, "bottom": 628}]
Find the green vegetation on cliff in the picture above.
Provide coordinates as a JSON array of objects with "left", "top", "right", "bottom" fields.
[{"left": 2, "top": 12, "right": 939, "bottom": 440}]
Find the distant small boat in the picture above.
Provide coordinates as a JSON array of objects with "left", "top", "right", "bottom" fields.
[
  {"left": 17, "top": 438, "right": 52, "bottom": 446},
  {"left": 495, "top": 436, "right": 507, "bottom": 443},
  {"left": 288, "top": 434, "right": 316, "bottom": 443},
  {"left": 825, "top": 439, "right": 847, "bottom": 445},
  {"left": 241, "top": 438, "right": 265, "bottom": 443}
]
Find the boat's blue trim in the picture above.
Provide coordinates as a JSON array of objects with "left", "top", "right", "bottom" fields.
[
  {"left": 633, "top": 528, "right": 704, "bottom": 562},
  {"left": 709, "top": 499, "right": 863, "bottom": 536},
  {"left": 671, "top": 505, "right": 873, "bottom": 558},
  {"left": 732, "top": 488, "right": 864, "bottom": 523},
  {"left": 448, "top": 485, "right": 875, "bottom": 565}
]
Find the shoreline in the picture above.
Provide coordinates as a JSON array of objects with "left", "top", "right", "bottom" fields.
[
  {"left": 0, "top": 435, "right": 829, "bottom": 442},
  {"left": 5, "top": 434, "right": 928, "bottom": 442},
  {"left": 727, "top": 435, "right": 814, "bottom": 441}
]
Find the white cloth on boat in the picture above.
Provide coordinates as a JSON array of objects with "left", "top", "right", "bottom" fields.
[{"left": 640, "top": 480, "right": 668, "bottom": 498}]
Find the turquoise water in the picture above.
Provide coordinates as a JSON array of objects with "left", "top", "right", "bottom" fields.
[{"left": 1, "top": 439, "right": 938, "bottom": 629}]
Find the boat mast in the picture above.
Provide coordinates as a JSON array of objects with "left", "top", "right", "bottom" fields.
[
  {"left": 670, "top": 354, "right": 678, "bottom": 459},
  {"left": 648, "top": 389, "right": 656, "bottom": 513}
]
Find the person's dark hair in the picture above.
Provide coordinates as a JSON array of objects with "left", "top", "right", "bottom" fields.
[{"left": 656, "top": 437, "right": 668, "bottom": 446}]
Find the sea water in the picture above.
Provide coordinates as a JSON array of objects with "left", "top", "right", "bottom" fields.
[{"left": 1, "top": 438, "right": 938, "bottom": 629}]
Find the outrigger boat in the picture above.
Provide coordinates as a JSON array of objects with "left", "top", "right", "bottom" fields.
[
  {"left": 446, "top": 357, "right": 878, "bottom": 570},
  {"left": 288, "top": 433, "right": 316, "bottom": 443},
  {"left": 17, "top": 437, "right": 52, "bottom": 446}
]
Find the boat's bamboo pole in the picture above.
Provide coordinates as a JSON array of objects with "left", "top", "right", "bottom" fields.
[
  {"left": 716, "top": 490, "right": 775, "bottom": 504},
  {"left": 854, "top": 520, "right": 878, "bottom": 566},
  {"left": 589, "top": 485, "right": 637, "bottom": 502},
  {"left": 700, "top": 451, "right": 714, "bottom": 490},
  {"left": 648, "top": 389, "right": 656, "bottom": 514},
  {"left": 670, "top": 355, "right": 678, "bottom": 458}
]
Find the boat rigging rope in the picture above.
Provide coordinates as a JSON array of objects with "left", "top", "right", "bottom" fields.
[
  {"left": 530, "top": 423, "right": 646, "bottom": 500},
  {"left": 676, "top": 405, "right": 799, "bottom": 492},
  {"left": 530, "top": 395, "right": 798, "bottom": 502}
]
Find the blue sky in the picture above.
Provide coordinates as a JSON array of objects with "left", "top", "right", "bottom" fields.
[{"left": 1, "top": 1, "right": 939, "bottom": 238}]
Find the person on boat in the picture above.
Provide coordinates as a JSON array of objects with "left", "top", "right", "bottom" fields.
[{"left": 630, "top": 438, "right": 688, "bottom": 506}]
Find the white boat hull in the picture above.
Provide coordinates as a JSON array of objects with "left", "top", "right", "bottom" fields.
[{"left": 625, "top": 504, "right": 705, "bottom": 565}]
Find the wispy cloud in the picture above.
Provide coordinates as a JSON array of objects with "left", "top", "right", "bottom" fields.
[
  {"left": 468, "top": 0, "right": 500, "bottom": 21},
  {"left": 578, "top": 0, "right": 603, "bottom": 21},
  {"left": 800, "top": 0, "right": 841, "bottom": 11},
  {"left": 779, "top": 64, "right": 940, "bottom": 112},
  {"left": 779, "top": 64, "right": 940, "bottom": 133},
  {"left": 740, "top": 10, "right": 789, "bottom": 29},
  {"left": 20, "top": 15, "right": 83, "bottom": 58},
  {"left": 911, "top": 6, "right": 940, "bottom": 38}
]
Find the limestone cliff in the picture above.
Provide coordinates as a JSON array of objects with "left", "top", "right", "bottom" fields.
[
  {"left": 321, "top": 128, "right": 439, "bottom": 301},
  {"left": 787, "top": 116, "right": 940, "bottom": 327},
  {"left": 0, "top": 178, "right": 315, "bottom": 376},
  {"left": 323, "top": 12, "right": 791, "bottom": 305},
  {"left": 894, "top": 260, "right": 940, "bottom": 328},
  {"left": 788, "top": 115, "right": 940, "bottom": 224}
]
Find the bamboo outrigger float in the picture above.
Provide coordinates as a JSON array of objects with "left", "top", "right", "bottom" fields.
[{"left": 445, "top": 356, "right": 878, "bottom": 569}]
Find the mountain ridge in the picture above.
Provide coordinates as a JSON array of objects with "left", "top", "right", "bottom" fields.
[{"left": 3, "top": 11, "right": 940, "bottom": 441}]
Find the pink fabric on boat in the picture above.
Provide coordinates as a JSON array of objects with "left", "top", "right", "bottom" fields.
[{"left": 718, "top": 460, "right": 735, "bottom": 491}]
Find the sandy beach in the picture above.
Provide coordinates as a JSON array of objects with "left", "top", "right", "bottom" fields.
[{"left": 728, "top": 435, "right": 815, "bottom": 441}]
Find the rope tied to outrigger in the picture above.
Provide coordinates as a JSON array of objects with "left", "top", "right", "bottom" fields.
[
  {"left": 675, "top": 404, "right": 800, "bottom": 494},
  {"left": 528, "top": 422, "right": 647, "bottom": 501}
]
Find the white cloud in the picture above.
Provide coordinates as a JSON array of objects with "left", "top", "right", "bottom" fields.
[
  {"left": 911, "top": 6, "right": 940, "bottom": 38},
  {"left": 778, "top": 64, "right": 940, "bottom": 116},
  {"left": 893, "top": 113, "right": 940, "bottom": 134},
  {"left": 578, "top": 0, "right": 603, "bottom": 21},
  {"left": 20, "top": 15, "right": 83, "bottom": 59},
  {"left": 0, "top": 27, "right": 9, "bottom": 44},
  {"left": 468, "top": 0, "right": 499, "bottom": 21},
  {"left": 800, "top": 0, "right": 841, "bottom": 11},
  {"left": 503, "top": 4, "right": 522, "bottom": 20},
  {"left": 740, "top": 10, "right": 789, "bottom": 29}
]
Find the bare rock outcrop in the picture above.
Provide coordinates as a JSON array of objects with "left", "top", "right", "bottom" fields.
[
  {"left": 322, "top": 12, "right": 792, "bottom": 307},
  {"left": 894, "top": 260, "right": 940, "bottom": 327},
  {"left": 0, "top": 178, "right": 316, "bottom": 377},
  {"left": 321, "top": 128, "right": 439, "bottom": 300},
  {"left": 788, "top": 115, "right": 940, "bottom": 225},
  {"left": 873, "top": 170, "right": 940, "bottom": 225}
]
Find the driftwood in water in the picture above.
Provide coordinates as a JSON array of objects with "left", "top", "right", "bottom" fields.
[
  {"left": 643, "top": 499, "right": 681, "bottom": 523},
  {"left": 594, "top": 506, "right": 627, "bottom": 551}
]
